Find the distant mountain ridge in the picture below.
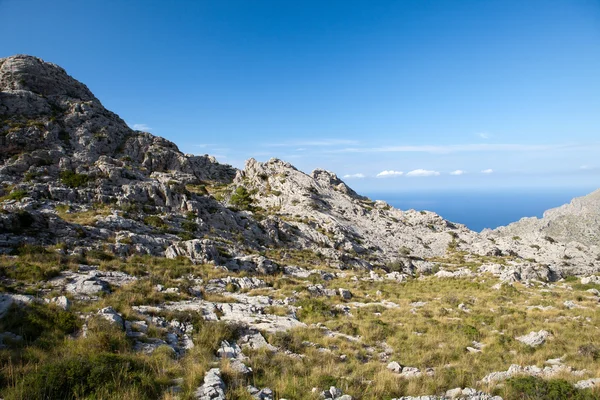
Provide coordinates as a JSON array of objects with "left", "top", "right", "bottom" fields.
[{"left": 492, "top": 189, "right": 600, "bottom": 247}]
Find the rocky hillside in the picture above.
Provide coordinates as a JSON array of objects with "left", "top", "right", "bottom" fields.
[
  {"left": 2, "top": 54, "right": 600, "bottom": 400},
  {"left": 491, "top": 189, "right": 600, "bottom": 247},
  {"left": 2, "top": 55, "right": 598, "bottom": 281},
  {"left": 0, "top": 54, "right": 471, "bottom": 273}
]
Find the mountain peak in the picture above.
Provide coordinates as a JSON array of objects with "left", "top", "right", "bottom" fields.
[{"left": 0, "top": 54, "right": 95, "bottom": 101}]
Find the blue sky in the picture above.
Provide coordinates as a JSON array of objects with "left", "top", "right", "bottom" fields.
[{"left": 1, "top": 0, "right": 599, "bottom": 192}]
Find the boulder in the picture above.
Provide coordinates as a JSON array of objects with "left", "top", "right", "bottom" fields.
[{"left": 516, "top": 330, "right": 550, "bottom": 347}]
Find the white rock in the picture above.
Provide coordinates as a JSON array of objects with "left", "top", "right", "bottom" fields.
[{"left": 516, "top": 330, "right": 550, "bottom": 347}]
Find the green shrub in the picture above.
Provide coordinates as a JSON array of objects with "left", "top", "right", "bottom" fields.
[
  {"left": 181, "top": 220, "right": 198, "bottom": 232},
  {"left": 59, "top": 170, "right": 89, "bottom": 188},
  {"left": 461, "top": 324, "right": 481, "bottom": 341},
  {"left": 178, "top": 232, "right": 194, "bottom": 241},
  {"left": 144, "top": 215, "right": 167, "bottom": 230},
  {"left": 5, "top": 189, "right": 27, "bottom": 201},
  {"left": 0, "top": 302, "right": 79, "bottom": 343},
  {"left": 503, "top": 376, "right": 595, "bottom": 400},
  {"left": 230, "top": 186, "right": 253, "bottom": 210},
  {"left": 296, "top": 298, "right": 335, "bottom": 320}
]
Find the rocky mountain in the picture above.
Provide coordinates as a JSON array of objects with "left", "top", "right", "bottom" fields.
[
  {"left": 2, "top": 55, "right": 600, "bottom": 400},
  {"left": 491, "top": 189, "right": 600, "bottom": 247},
  {"left": 2, "top": 55, "right": 598, "bottom": 280}
]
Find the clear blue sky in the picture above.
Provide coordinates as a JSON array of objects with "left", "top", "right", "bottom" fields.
[{"left": 1, "top": 0, "right": 599, "bottom": 192}]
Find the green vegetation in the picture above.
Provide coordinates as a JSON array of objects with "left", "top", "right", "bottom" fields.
[
  {"left": 230, "top": 186, "right": 254, "bottom": 210},
  {"left": 501, "top": 377, "right": 596, "bottom": 400},
  {"left": 59, "top": 170, "right": 89, "bottom": 188},
  {"left": 144, "top": 215, "right": 168, "bottom": 230},
  {"left": 1, "top": 189, "right": 28, "bottom": 201}
]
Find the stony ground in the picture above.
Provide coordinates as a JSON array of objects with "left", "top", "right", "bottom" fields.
[{"left": 1, "top": 248, "right": 599, "bottom": 399}]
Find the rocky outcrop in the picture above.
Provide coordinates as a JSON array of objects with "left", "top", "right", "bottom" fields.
[
  {"left": 480, "top": 363, "right": 587, "bottom": 384},
  {"left": 393, "top": 388, "right": 502, "bottom": 400},
  {"left": 194, "top": 368, "right": 226, "bottom": 400}
]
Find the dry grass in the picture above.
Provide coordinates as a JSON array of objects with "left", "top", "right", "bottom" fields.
[
  {"left": 56, "top": 203, "right": 112, "bottom": 226},
  {"left": 1, "top": 252, "right": 600, "bottom": 399}
]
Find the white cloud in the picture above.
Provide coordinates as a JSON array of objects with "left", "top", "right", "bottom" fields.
[
  {"left": 406, "top": 169, "right": 440, "bottom": 177},
  {"left": 481, "top": 169, "right": 494, "bottom": 174},
  {"left": 376, "top": 170, "right": 404, "bottom": 178},
  {"left": 450, "top": 170, "right": 466, "bottom": 175},
  {"left": 477, "top": 132, "right": 491, "bottom": 139},
  {"left": 132, "top": 123, "right": 152, "bottom": 131},
  {"left": 343, "top": 173, "right": 365, "bottom": 179}
]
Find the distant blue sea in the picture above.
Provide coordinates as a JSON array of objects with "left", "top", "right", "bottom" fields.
[{"left": 366, "top": 188, "right": 595, "bottom": 232}]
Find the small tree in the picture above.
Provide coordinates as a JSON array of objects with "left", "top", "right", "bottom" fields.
[{"left": 230, "top": 186, "right": 253, "bottom": 210}]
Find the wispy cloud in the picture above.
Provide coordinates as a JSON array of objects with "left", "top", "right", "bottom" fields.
[
  {"left": 330, "top": 143, "right": 580, "bottom": 154},
  {"left": 376, "top": 170, "right": 404, "bottom": 178},
  {"left": 343, "top": 173, "right": 365, "bottom": 179},
  {"left": 450, "top": 170, "right": 466, "bottom": 175},
  {"left": 406, "top": 169, "right": 440, "bottom": 177},
  {"left": 481, "top": 169, "right": 494, "bottom": 174},
  {"left": 477, "top": 132, "right": 491, "bottom": 139},
  {"left": 266, "top": 139, "right": 360, "bottom": 147},
  {"left": 132, "top": 123, "right": 152, "bottom": 131}
]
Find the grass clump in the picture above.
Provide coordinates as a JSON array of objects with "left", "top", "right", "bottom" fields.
[
  {"left": 56, "top": 203, "right": 112, "bottom": 226},
  {"left": 1, "top": 189, "right": 27, "bottom": 201}
]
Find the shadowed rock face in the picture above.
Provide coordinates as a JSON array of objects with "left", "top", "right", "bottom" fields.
[{"left": 1, "top": 54, "right": 599, "bottom": 279}]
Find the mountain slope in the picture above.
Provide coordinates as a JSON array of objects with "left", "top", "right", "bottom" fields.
[
  {"left": 0, "top": 54, "right": 473, "bottom": 272},
  {"left": 0, "top": 54, "right": 599, "bottom": 279},
  {"left": 491, "top": 189, "right": 600, "bottom": 247}
]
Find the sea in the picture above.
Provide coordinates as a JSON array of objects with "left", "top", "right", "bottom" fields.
[{"left": 367, "top": 188, "right": 596, "bottom": 232}]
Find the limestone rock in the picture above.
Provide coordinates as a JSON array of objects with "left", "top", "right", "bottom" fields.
[
  {"left": 194, "top": 368, "right": 226, "bottom": 400},
  {"left": 97, "top": 306, "right": 124, "bottom": 329},
  {"left": 0, "top": 293, "right": 34, "bottom": 318},
  {"left": 515, "top": 330, "right": 550, "bottom": 347}
]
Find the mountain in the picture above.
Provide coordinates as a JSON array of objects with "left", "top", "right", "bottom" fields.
[
  {"left": 2, "top": 55, "right": 599, "bottom": 279},
  {"left": 2, "top": 55, "right": 600, "bottom": 399},
  {"left": 491, "top": 189, "right": 600, "bottom": 247},
  {"left": 0, "top": 54, "right": 473, "bottom": 270}
]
